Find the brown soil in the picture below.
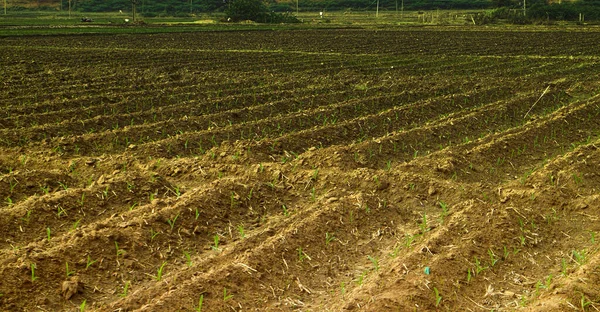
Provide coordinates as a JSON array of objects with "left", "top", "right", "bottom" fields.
[{"left": 1, "top": 28, "right": 599, "bottom": 311}]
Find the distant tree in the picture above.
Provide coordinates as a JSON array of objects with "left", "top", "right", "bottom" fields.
[{"left": 225, "top": 0, "right": 268, "bottom": 22}]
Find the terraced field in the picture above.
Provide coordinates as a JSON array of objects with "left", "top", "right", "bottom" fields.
[{"left": 1, "top": 28, "right": 599, "bottom": 311}]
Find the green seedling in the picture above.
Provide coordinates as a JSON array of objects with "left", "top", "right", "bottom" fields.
[
  {"left": 153, "top": 262, "right": 167, "bottom": 281},
  {"left": 474, "top": 257, "right": 486, "bottom": 274},
  {"left": 46, "top": 227, "right": 51, "bottom": 242},
  {"left": 167, "top": 213, "right": 179, "bottom": 231},
  {"left": 86, "top": 255, "right": 97, "bottom": 269},
  {"left": 21, "top": 210, "right": 32, "bottom": 223},
  {"left": 212, "top": 235, "right": 220, "bottom": 251},
  {"left": 223, "top": 287, "right": 233, "bottom": 301},
  {"left": 195, "top": 209, "right": 200, "bottom": 220},
  {"left": 419, "top": 214, "right": 428, "bottom": 233},
  {"left": 310, "top": 187, "right": 316, "bottom": 202},
  {"left": 433, "top": 287, "right": 442, "bottom": 307},
  {"left": 488, "top": 249, "right": 499, "bottom": 267},
  {"left": 367, "top": 255, "right": 379, "bottom": 272},
  {"left": 282, "top": 204, "right": 289, "bottom": 217},
  {"left": 237, "top": 225, "right": 245, "bottom": 238},
  {"left": 31, "top": 263, "right": 38, "bottom": 282},
  {"left": 59, "top": 182, "right": 69, "bottom": 190},
  {"left": 72, "top": 219, "right": 81, "bottom": 231},
  {"left": 40, "top": 185, "right": 49, "bottom": 195},
  {"left": 572, "top": 250, "right": 586, "bottom": 265},
  {"left": 120, "top": 281, "right": 130, "bottom": 297},
  {"left": 591, "top": 231, "right": 596, "bottom": 244},
  {"left": 466, "top": 268, "right": 472, "bottom": 283},
  {"left": 195, "top": 295, "right": 204, "bottom": 312},
  {"left": 325, "top": 232, "right": 335, "bottom": 245},
  {"left": 79, "top": 300, "right": 86, "bottom": 312},
  {"left": 150, "top": 228, "right": 160, "bottom": 241},
  {"left": 66, "top": 262, "right": 75, "bottom": 277},
  {"left": 184, "top": 251, "right": 192, "bottom": 267},
  {"left": 580, "top": 292, "right": 592, "bottom": 310},
  {"left": 79, "top": 193, "right": 85, "bottom": 206},
  {"left": 297, "top": 247, "right": 307, "bottom": 262},
  {"left": 57, "top": 206, "right": 67, "bottom": 217},
  {"left": 404, "top": 234, "right": 417, "bottom": 248},
  {"left": 340, "top": 282, "right": 346, "bottom": 296},
  {"left": 230, "top": 192, "right": 237, "bottom": 208},
  {"left": 355, "top": 271, "right": 367, "bottom": 286},
  {"left": 115, "top": 241, "right": 124, "bottom": 258}
]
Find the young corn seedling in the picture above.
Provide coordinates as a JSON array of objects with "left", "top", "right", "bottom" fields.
[
  {"left": 119, "top": 281, "right": 130, "bottom": 297},
  {"left": 195, "top": 295, "right": 204, "bottom": 312},
  {"left": 297, "top": 247, "right": 308, "bottom": 262},
  {"left": 57, "top": 206, "right": 67, "bottom": 217},
  {"left": 46, "top": 227, "right": 51, "bottom": 242},
  {"left": 31, "top": 263, "right": 38, "bottom": 282},
  {"left": 66, "top": 262, "right": 75, "bottom": 277},
  {"left": 167, "top": 213, "right": 179, "bottom": 231},
  {"left": 79, "top": 300, "right": 86, "bottom": 312},
  {"left": 150, "top": 228, "right": 160, "bottom": 241},
  {"left": 72, "top": 219, "right": 82, "bottom": 231},
  {"left": 86, "top": 255, "right": 97, "bottom": 269},
  {"left": 367, "top": 255, "right": 379, "bottom": 272},
  {"left": 466, "top": 268, "right": 472, "bottom": 283},
  {"left": 237, "top": 225, "right": 245, "bottom": 238},
  {"left": 153, "top": 262, "right": 167, "bottom": 281},
  {"left": 282, "top": 204, "right": 290, "bottom": 217},
  {"left": 223, "top": 288, "right": 233, "bottom": 301},
  {"left": 212, "top": 235, "right": 220, "bottom": 251},
  {"left": 115, "top": 241, "right": 124, "bottom": 258},
  {"left": 419, "top": 214, "right": 428, "bottom": 233},
  {"left": 488, "top": 249, "right": 499, "bottom": 267},
  {"left": 433, "top": 287, "right": 442, "bottom": 307},
  {"left": 474, "top": 257, "right": 486, "bottom": 274},
  {"left": 183, "top": 251, "right": 192, "bottom": 267},
  {"left": 325, "top": 232, "right": 335, "bottom": 245}
]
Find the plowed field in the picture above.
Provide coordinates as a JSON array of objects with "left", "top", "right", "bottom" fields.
[{"left": 1, "top": 28, "right": 599, "bottom": 311}]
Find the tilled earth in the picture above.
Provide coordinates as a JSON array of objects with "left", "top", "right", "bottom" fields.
[{"left": 0, "top": 27, "right": 599, "bottom": 311}]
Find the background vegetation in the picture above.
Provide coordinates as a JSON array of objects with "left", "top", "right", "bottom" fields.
[{"left": 1, "top": 0, "right": 599, "bottom": 22}]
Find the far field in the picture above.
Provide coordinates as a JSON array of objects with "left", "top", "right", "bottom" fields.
[{"left": 0, "top": 27, "right": 599, "bottom": 311}]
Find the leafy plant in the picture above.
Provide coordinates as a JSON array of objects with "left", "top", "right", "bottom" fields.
[
  {"left": 184, "top": 251, "right": 192, "bottom": 267},
  {"left": 282, "top": 204, "right": 289, "bottom": 217},
  {"left": 79, "top": 299, "right": 86, "bottom": 312},
  {"left": 433, "top": 287, "right": 442, "bottom": 307},
  {"left": 195, "top": 294, "right": 204, "bottom": 312},
  {"left": 223, "top": 287, "right": 233, "bottom": 301},
  {"left": 153, "top": 261, "right": 167, "bottom": 281},
  {"left": 419, "top": 214, "right": 428, "bottom": 233},
  {"left": 167, "top": 213, "right": 180, "bottom": 231},
  {"left": 212, "top": 234, "right": 220, "bottom": 251},
  {"left": 31, "top": 263, "right": 38, "bottom": 282},
  {"left": 237, "top": 225, "right": 245, "bottom": 238},
  {"left": 86, "top": 255, "right": 97, "bottom": 269},
  {"left": 115, "top": 241, "right": 124, "bottom": 258},
  {"left": 72, "top": 219, "right": 82, "bottom": 231},
  {"left": 325, "top": 232, "right": 335, "bottom": 245},
  {"left": 119, "top": 281, "right": 130, "bottom": 297},
  {"left": 66, "top": 262, "right": 75, "bottom": 277},
  {"left": 367, "top": 255, "right": 379, "bottom": 271},
  {"left": 488, "top": 249, "right": 499, "bottom": 267}
]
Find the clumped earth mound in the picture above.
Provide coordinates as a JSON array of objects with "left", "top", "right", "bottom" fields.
[{"left": 0, "top": 28, "right": 599, "bottom": 311}]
